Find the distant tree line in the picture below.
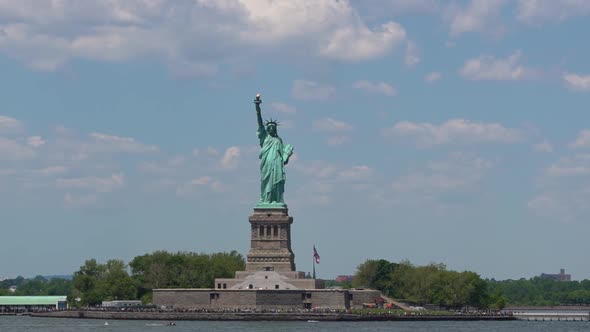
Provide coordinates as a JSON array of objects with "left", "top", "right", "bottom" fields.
[
  {"left": 0, "top": 276, "right": 73, "bottom": 296},
  {"left": 352, "top": 259, "right": 497, "bottom": 309},
  {"left": 4, "top": 255, "right": 590, "bottom": 309},
  {"left": 70, "top": 250, "right": 245, "bottom": 306},
  {"left": 488, "top": 277, "right": 590, "bottom": 306},
  {"left": 352, "top": 259, "right": 590, "bottom": 309}
]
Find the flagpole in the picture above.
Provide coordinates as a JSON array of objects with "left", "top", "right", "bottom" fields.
[{"left": 312, "top": 245, "right": 316, "bottom": 279}]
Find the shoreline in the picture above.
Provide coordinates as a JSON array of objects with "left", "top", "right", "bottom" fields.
[{"left": 30, "top": 311, "right": 516, "bottom": 321}]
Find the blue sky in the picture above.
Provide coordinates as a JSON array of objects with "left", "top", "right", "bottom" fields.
[{"left": 0, "top": 0, "right": 589, "bottom": 281}]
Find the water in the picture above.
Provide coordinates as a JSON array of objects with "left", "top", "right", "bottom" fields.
[{"left": 0, "top": 316, "right": 588, "bottom": 332}]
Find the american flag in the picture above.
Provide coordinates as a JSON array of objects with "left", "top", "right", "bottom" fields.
[{"left": 313, "top": 245, "right": 320, "bottom": 264}]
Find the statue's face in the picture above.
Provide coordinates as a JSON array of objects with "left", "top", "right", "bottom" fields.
[{"left": 267, "top": 124, "right": 277, "bottom": 136}]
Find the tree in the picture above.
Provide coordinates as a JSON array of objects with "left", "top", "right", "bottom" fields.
[
  {"left": 353, "top": 259, "right": 490, "bottom": 309},
  {"left": 129, "top": 250, "right": 245, "bottom": 302},
  {"left": 72, "top": 259, "right": 137, "bottom": 306}
]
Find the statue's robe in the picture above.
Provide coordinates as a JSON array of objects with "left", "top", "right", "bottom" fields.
[{"left": 257, "top": 127, "right": 292, "bottom": 203}]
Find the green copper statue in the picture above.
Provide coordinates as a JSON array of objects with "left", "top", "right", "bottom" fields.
[{"left": 254, "top": 94, "right": 294, "bottom": 207}]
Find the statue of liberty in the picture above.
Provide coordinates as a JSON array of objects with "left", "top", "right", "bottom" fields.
[{"left": 254, "top": 94, "right": 293, "bottom": 207}]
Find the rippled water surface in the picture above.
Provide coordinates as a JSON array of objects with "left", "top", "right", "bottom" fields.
[{"left": 1, "top": 316, "right": 589, "bottom": 332}]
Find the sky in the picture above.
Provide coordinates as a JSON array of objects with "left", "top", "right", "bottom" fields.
[{"left": 0, "top": 0, "right": 589, "bottom": 281}]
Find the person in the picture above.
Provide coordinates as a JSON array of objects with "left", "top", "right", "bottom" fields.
[{"left": 254, "top": 94, "right": 293, "bottom": 206}]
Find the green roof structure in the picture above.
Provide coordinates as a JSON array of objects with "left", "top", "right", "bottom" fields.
[{"left": 0, "top": 296, "right": 66, "bottom": 305}]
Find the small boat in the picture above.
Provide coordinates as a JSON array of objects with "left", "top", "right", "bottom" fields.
[
  {"left": 104, "top": 321, "right": 109, "bottom": 326},
  {"left": 307, "top": 320, "right": 319, "bottom": 323}
]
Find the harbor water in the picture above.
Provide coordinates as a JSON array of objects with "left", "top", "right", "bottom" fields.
[{"left": 1, "top": 315, "right": 589, "bottom": 332}]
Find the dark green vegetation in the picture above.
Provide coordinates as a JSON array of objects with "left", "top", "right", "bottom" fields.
[
  {"left": 353, "top": 259, "right": 590, "bottom": 309},
  {"left": 0, "top": 251, "right": 244, "bottom": 306},
  {"left": 488, "top": 277, "right": 590, "bottom": 306},
  {"left": 129, "top": 250, "right": 245, "bottom": 304},
  {"left": 353, "top": 259, "right": 495, "bottom": 309},
  {"left": 3, "top": 255, "right": 590, "bottom": 308},
  {"left": 71, "top": 250, "right": 245, "bottom": 306},
  {"left": 0, "top": 276, "right": 73, "bottom": 296}
]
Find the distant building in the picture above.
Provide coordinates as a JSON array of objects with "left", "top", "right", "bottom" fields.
[
  {"left": 0, "top": 296, "right": 67, "bottom": 313},
  {"left": 101, "top": 300, "right": 142, "bottom": 308},
  {"left": 335, "top": 275, "right": 354, "bottom": 283},
  {"left": 540, "top": 269, "right": 571, "bottom": 281}
]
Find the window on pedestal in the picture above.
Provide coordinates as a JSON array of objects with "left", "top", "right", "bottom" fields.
[
  {"left": 259, "top": 225, "right": 264, "bottom": 237},
  {"left": 273, "top": 225, "right": 278, "bottom": 237},
  {"left": 266, "top": 225, "right": 271, "bottom": 237}
]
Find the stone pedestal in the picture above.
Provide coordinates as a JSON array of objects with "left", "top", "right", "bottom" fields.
[
  {"left": 214, "top": 206, "right": 323, "bottom": 290},
  {"left": 245, "top": 207, "right": 296, "bottom": 272}
]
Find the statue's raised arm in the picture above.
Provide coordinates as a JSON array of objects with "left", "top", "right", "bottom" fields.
[
  {"left": 255, "top": 94, "right": 266, "bottom": 147},
  {"left": 253, "top": 93, "right": 293, "bottom": 208}
]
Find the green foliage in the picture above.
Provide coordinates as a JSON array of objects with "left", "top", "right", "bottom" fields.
[
  {"left": 72, "top": 259, "right": 138, "bottom": 306},
  {"left": 353, "top": 259, "right": 489, "bottom": 309},
  {"left": 69, "top": 250, "right": 245, "bottom": 306},
  {"left": 0, "top": 275, "right": 73, "bottom": 296},
  {"left": 128, "top": 250, "right": 244, "bottom": 301},
  {"left": 487, "top": 277, "right": 590, "bottom": 306}
]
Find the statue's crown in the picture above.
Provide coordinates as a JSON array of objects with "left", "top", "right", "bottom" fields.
[{"left": 265, "top": 118, "right": 280, "bottom": 127}]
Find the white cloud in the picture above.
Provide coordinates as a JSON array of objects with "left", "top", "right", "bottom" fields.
[
  {"left": 338, "top": 165, "right": 373, "bottom": 181},
  {"left": 460, "top": 51, "right": 532, "bottom": 81},
  {"left": 176, "top": 176, "right": 223, "bottom": 196},
  {"left": 391, "top": 153, "right": 495, "bottom": 209},
  {"left": 527, "top": 193, "right": 581, "bottom": 222},
  {"left": 49, "top": 131, "right": 159, "bottom": 163},
  {"left": 445, "top": 0, "right": 507, "bottom": 36},
  {"left": 0, "top": 137, "right": 36, "bottom": 160},
  {"left": 192, "top": 146, "right": 219, "bottom": 157},
  {"left": 64, "top": 193, "right": 98, "bottom": 209},
  {"left": 56, "top": 173, "right": 124, "bottom": 193},
  {"left": 543, "top": 153, "right": 590, "bottom": 177},
  {"left": 533, "top": 141, "right": 554, "bottom": 153},
  {"left": 313, "top": 117, "right": 354, "bottom": 146},
  {"left": 384, "top": 119, "right": 524, "bottom": 146},
  {"left": 291, "top": 80, "right": 336, "bottom": 101},
  {"left": 353, "top": 80, "right": 397, "bottom": 96},
  {"left": 269, "top": 102, "right": 297, "bottom": 114},
  {"left": 425, "top": 72, "right": 442, "bottom": 83},
  {"left": 27, "top": 136, "right": 45, "bottom": 148},
  {"left": 313, "top": 118, "right": 354, "bottom": 132},
  {"left": 293, "top": 160, "right": 338, "bottom": 179},
  {"left": 138, "top": 156, "right": 186, "bottom": 175},
  {"left": 0, "top": 0, "right": 408, "bottom": 71},
  {"left": 220, "top": 146, "right": 241, "bottom": 170},
  {"left": 528, "top": 153, "right": 590, "bottom": 222},
  {"left": 319, "top": 21, "right": 406, "bottom": 62},
  {"left": 34, "top": 165, "right": 67, "bottom": 176},
  {"left": 353, "top": 0, "right": 439, "bottom": 17},
  {"left": 569, "top": 130, "right": 590, "bottom": 149},
  {"left": 517, "top": 0, "right": 590, "bottom": 23},
  {"left": 563, "top": 73, "right": 590, "bottom": 92},
  {"left": 0, "top": 115, "right": 23, "bottom": 133},
  {"left": 88, "top": 132, "right": 159, "bottom": 154},
  {"left": 404, "top": 40, "right": 420, "bottom": 68}
]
